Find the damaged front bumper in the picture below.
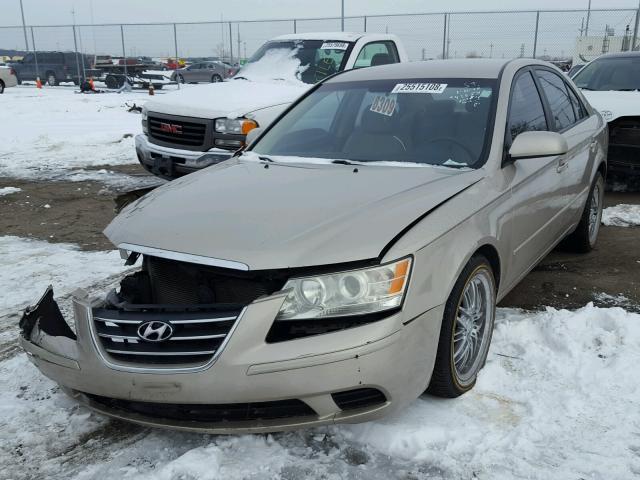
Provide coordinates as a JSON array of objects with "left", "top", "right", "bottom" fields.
[{"left": 19, "top": 285, "right": 441, "bottom": 434}]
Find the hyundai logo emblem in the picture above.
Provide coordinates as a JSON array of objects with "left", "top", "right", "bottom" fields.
[{"left": 137, "top": 321, "right": 174, "bottom": 342}]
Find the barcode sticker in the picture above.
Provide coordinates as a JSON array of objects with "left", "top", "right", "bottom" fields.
[
  {"left": 391, "top": 83, "right": 448, "bottom": 94},
  {"left": 320, "top": 42, "right": 349, "bottom": 50},
  {"left": 370, "top": 95, "right": 397, "bottom": 116}
]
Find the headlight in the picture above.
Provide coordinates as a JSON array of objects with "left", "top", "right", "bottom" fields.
[
  {"left": 276, "top": 257, "right": 411, "bottom": 320},
  {"left": 141, "top": 109, "right": 148, "bottom": 134},
  {"left": 214, "top": 117, "right": 257, "bottom": 135}
]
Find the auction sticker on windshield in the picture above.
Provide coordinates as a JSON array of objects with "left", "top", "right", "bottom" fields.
[
  {"left": 370, "top": 95, "right": 396, "bottom": 116},
  {"left": 321, "top": 42, "right": 349, "bottom": 50},
  {"left": 391, "top": 83, "right": 448, "bottom": 94}
]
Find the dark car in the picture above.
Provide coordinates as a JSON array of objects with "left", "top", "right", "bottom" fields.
[{"left": 11, "top": 51, "right": 92, "bottom": 86}]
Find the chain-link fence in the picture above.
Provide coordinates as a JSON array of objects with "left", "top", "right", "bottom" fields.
[{"left": 1, "top": 8, "right": 638, "bottom": 68}]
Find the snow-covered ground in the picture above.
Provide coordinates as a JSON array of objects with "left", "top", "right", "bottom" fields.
[
  {"left": 0, "top": 86, "right": 170, "bottom": 185},
  {"left": 0, "top": 186, "right": 22, "bottom": 196},
  {"left": 1, "top": 236, "right": 639, "bottom": 480},
  {"left": 602, "top": 204, "right": 640, "bottom": 227}
]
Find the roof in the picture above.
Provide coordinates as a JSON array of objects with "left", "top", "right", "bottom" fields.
[
  {"left": 272, "top": 32, "right": 371, "bottom": 42},
  {"left": 327, "top": 58, "right": 513, "bottom": 83}
]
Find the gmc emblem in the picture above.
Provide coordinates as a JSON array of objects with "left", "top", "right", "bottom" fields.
[{"left": 159, "top": 123, "right": 182, "bottom": 134}]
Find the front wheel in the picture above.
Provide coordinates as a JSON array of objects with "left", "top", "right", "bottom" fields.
[
  {"left": 46, "top": 71, "right": 58, "bottom": 86},
  {"left": 563, "top": 172, "right": 604, "bottom": 253},
  {"left": 427, "top": 255, "right": 496, "bottom": 398},
  {"left": 0, "top": 80, "right": 4, "bottom": 94}
]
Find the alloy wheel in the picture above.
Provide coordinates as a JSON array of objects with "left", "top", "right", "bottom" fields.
[
  {"left": 453, "top": 268, "right": 495, "bottom": 385},
  {"left": 588, "top": 180, "right": 603, "bottom": 245}
]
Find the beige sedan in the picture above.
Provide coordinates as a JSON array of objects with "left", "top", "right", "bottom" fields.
[{"left": 20, "top": 58, "right": 607, "bottom": 433}]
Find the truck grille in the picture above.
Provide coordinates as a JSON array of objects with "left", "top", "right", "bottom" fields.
[
  {"left": 148, "top": 115, "right": 207, "bottom": 147},
  {"left": 91, "top": 307, "right": 241, "bottom": 368}
]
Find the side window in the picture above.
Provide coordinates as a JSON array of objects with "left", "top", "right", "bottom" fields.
[
  {"left": 566, "top": 84, "right": 587, "bottom": 120},
  {"left": 508, "top": 72, "right": 548, "bottom": 142},
  {"left": 353, "top": 41, "right": 400, "bottom": 69},
  {"left": 22, "top": 53, "right": 34, "bottom": 63},
  {"left": 536, "top": 70, "right": 577, "bottom": 130}
]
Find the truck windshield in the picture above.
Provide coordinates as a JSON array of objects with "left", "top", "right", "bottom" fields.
[
  {"left": 238, "top": 40, "right": 352, "bottom": 84},
  {"left": 252, "top": 78, "right": 496, "bottom": 168},
  {"left": 573, "top": 56, "right": 640, "bottom": 91}
]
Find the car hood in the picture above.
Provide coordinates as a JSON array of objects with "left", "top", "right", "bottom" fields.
[
  {"left": 580, "top": 90, "right": 640, "bottom": 122},
  {"left": 105, "top": 158, "right": 483, "bottom": 270},
  {"left": 143, "top": 80, "right": 309, "bottom": 119}
]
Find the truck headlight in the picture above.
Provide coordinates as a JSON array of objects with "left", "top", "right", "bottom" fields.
[
  {"left": 276, "top": 257, "right": 411, "bottom": 320},
  {"left": 214, "top": 117, "right": 257, "bottom": 135},
  {"left": 141, "top": 109, "right": 148, "bottom": 134}
]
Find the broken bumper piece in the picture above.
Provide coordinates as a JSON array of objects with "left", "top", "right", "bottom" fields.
[{"left": 18, "top": 286, "right": 440, "bottom": 433}]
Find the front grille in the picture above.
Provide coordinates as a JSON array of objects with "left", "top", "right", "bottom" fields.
[
  {"left": 85, "top": 393, "right": 317, "bottom": 422},
  {"left": 332, "top": 388, "right": 387, "bottom": 411},
  {"left": 148, "top": 115, "right": 207, "bottom": 147},
  {"left": 91, "top": 306, "right": 241, "bottom": 367},
  {"left": 610, "top": 117, "right": 640, "bottom": 147}
]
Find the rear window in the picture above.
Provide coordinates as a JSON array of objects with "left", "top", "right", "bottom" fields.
[{"left": 253, "top": 78, "right": 496, "bottom": 169}]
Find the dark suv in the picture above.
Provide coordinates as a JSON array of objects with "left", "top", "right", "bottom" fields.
[{"left": 11, "top": 51, "right": 91, "bottom": 86}]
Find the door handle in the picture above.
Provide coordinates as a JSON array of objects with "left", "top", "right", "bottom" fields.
[
  {"left": 557, "top": 157, "right": 568, "bottom": 173},
  {"left": 589, "top": 141, "right": 598, "bottom": 152}
]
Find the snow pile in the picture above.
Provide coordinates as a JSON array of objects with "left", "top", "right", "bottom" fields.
[
  {"left": 0, "top": 87, "right": 147, "bottom": 182},
  {"left": 0, "top": 187, "right": 21, "bottom": 196},
  {"left": 0, "top": 236, "right": 126, "bottom": 317},
  {"left": 602, "top": 204, "right": 640, "bottom": 227},
  {"left": 237, "top": 48, "right": 306, "bottom": 85},
  {"left": 2, "top": 303, "right": 639, "bottom": 479}
]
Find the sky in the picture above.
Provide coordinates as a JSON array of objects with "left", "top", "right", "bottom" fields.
[{"left": 2, "top": 0, "right": 639, "bottom": 26}]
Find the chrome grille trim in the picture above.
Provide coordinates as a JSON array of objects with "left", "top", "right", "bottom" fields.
[
  {"left": 94, "top": 316, "right": 237, "bottom": 324},
  {"left": 87, "top": 304, "right": 247, "bottom": 374},
  {"left": 105, "top": 349, "right": 218, "bottom": 356}
]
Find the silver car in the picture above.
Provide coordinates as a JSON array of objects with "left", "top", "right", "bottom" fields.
[
  {"left": 172, "top": 61, "right": 232, "bottom": 84},
  {"left": 20, "top": 59, "right": 607, "bottom": 433}
]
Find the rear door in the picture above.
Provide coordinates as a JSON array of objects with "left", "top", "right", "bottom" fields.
[
  {"left": 504, "top": 69, "right": 568, "bottom": 284},
  {"left": 534, "top": 68, "right": 599, "bottom": 225},
  {"left": 19, "top": 53, "right": 36, "bottom": 80}
]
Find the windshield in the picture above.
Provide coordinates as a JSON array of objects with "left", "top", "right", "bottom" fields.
[
  {"left": 573, "top": 56, "right": 640, "bottom": 91},
  {"left": 237, "top": 40, "right": 352, "bottom": 84},
  {"left": 252, "top": 78, "right": 496, "bottom": 168}
]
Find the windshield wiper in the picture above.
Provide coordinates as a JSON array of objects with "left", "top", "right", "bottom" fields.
[{"left": 258, "top": 155, "right": 274, "bottom": 162}]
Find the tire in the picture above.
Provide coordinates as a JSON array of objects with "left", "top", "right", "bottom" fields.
[
  {"left": 105, "top": 75, "right": 120, "bottom": 89},
  {"left": 177, "top": 74, "right": 185, "bottom": 84},
  {"left": 16, "top": 76, "right": 22, "bottom": 85},
  {"left": 563, "top": 172, "right": 604, "bottom": 253},
  {"left": 0, "top": 80, "right": 4, "bottom": 94},
  {"left": 211, "top": 74, "right": 222, "bottom": 83},
  {"left": 46, "top": 71, "right": 58, "bottom": 86},
  {"left": 427, "top": 255, "right": 497, "bottom": 398}
]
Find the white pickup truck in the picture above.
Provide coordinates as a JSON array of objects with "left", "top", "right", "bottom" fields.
[{"left": 137, "top": 32, "right": 408, "bottom": 178}]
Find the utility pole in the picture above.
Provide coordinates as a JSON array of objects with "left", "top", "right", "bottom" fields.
[
  {"left": 633, "top": 0, "right": 640, "bottom": 51},
  {"left": 237, "top": 24, "right": 241, "bottom": 63},
  {"left": 229, "top": 22, "right": 233, "bottom": 65},
  {"left": 19, "top": 0, "right": 29, "bottom": 51},
  {"left": 585, "top": 0, "right": 592, "bottom": 37},
  {"left": 489, "top": 43, "right": 494, "bottom": 58},
  {"left": 341, "top": 0, "right": 344, "bottom": 32}
]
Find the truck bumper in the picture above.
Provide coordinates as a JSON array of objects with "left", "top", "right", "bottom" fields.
[
  {"left": 135, "top": 134, "right": 233, "bottom": 179},
  {"left": 19, "top": 287, "right": 442, "bottom": 434}
]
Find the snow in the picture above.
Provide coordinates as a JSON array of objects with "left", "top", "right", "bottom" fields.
[
  {"left": 237, "top": 48, "right": 306, "bottom": 85},
  {"left": 1, "top": 242, "right": 639, "bottom": 480},
  {"left": 0, "top": 236, "right": 126, "bottom": 317},
  {"left": 0, "top": 86, "right": 155, "bottom": 183},
  {"left": 0, "top": 187, "right": 21, "bottom": 196},
  {"left": 602, "top": 203, "right": 640, "bottom": 227}
]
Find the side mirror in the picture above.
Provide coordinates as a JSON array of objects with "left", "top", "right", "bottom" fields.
[
  {"left": 245, "top": 127, "right": 263, "bottom": 146},
  {"left": 508, "top": 131, "right": 568, "bottom": 160}
]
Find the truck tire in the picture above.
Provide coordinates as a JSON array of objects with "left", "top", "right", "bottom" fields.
[
  {"left": 46, "top": 71, "right": 58, "bottom": 86},
  {"left": 105, "top": 74, "right": 121, "bottom": 89}
]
